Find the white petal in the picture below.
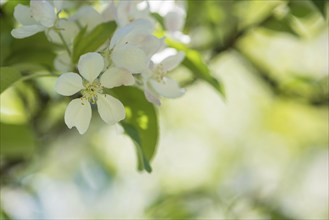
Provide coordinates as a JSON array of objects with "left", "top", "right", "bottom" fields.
[
  {"left": 64, "top": 98, "right": 92, "bottom": 134},
  {"left": 152, "top": 48, "right": 183, "bottom": 67},
  {"left": 54, "top": 51, "right": 72, "bottom": 72},
  {"left": 109, "top": 26, "right": 130, "bottom": 49},
  {"left": 112, "top": 45, "right": 148, "bottom": 73},
  {"left": 169, "top": 31, "right": 191, "bottom": 44},
  {"left": 150, "top": 77, "right": 185, "bottom": 98},
  {"left": 149, "top": 1, "right": 175, "bottom": 16},
  {"left": 72, "top": 6, "right": 103, "bottom": 31},
  {"left": 97, "top": 94, "right": 125, "bottom": 125},
  {"left": 136, "top": 35, "right": 165, "bottom": 59},
  {"left": 55, "top": 73, "right": 84, "bottom": 96},
  {"left": 141, "top": 68, "right": 153, "bottom": 79},
  {"left": 53, "top": 0, "right": 63, "bottom": 11},
  {"left": 13, "top": 4, "right": 36, "bottom": 25},
  {"left": 164, "top": 6, "right": 186, "bottom": 32},
  {"left": 78, "top": 52, "right": 104, "bottom": 82},
  {"left": 152, "top": 48, "right": 176, "bottom": 64},
  {"left": 115, "top": 1, "right": 149, "bottom": 26},
  {"left": 46, "top": 20, "right": 79, "bottom": 45},
  {"left": 161, "top": 51, "right": 185, "bottom": 72},
  {"left": 144, "top": 85, "right": 161, "bottom": 106},
  {"left": 101, "top": 0, "right": 116, "bottom": 22},
  {"left": 119, "top": 21, "right": 155, "bottom": 45},
  {"left": 110, "top": 19, "right": 154, "bottom": 49},
  {"left": 115, "top": 1, "right": 131, "bottom": 27},
  {"left": 100, "top": 67, "right": 135, "bottom": 88},
  {"left": 30, "top": 0, "right": 56, "bottom": 28},
  {"left": 11, "top": 25, "right": 46, "bottom": 39}
]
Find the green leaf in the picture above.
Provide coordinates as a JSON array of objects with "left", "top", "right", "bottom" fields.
[
  {"left": 0, "top": 123, "right": 36, "bottom": 158},
  {"left": 289, "top": 1, "right": 315, "bottom": 18},
  {"left": 0, "top": 66, "right": 22, "bottom": 94},
  {"left": 72, "top": 22, "right": 117, "bottom": 63},
  {"left": 310, "top": 0, "right": 327, "bottom": 17},
  {"left": 4, "top": 50, "right": 57, "bottom": 69},
  {"left": 0, "top": 208, "right": 12, "bottom": 220},
  {"left": 121, "top": 123, "right": 152, "bottom": 172},
  {"left": 166, "top": 39, "right": 225, "bottom": 97},
  {"left": 151, "top": 13, "right": 165, "bottom": 27},
  {"left": 262, "top": 16, "right": 298, "bottom": 36},
  {"left": 0, "top": 33, "right": 13, "bottom": 66},
  {"left": 3, "top": 33, "right": 57, "bottom": 69},
  {"left": 110, "top": 87, "right": 159, "bottom": 173}
]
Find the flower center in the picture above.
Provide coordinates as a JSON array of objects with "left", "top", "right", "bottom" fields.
[
  {"left": 81, "top": 81, "right": 103, "bottom": 104},
  {"left": 154, "top": 64, "right": 166, "bottom": 82}
]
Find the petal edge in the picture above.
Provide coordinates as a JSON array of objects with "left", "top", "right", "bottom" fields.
[
  {"left": 78, "top": 52, "right": 104, "bottom": 82},
  {"left": 64, "top": 98, "right": 92, "bottom": 134},
  {"left": 97, "top": 94, "right": 125, "bottom": 125}
]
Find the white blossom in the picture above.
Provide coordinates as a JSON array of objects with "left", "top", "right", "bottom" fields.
[
  {"left": 109, "top": 19, "right": 164, "bottom": 74},
  {"left": 55, "top": 52, "right": 133, "bottom": 134},
  {"left": 47, "top": 19, "right": 79, "bottom": 45},
  {"left": 71, "top": 6, "right": 104, "bottom": 31},
  {"left": 148, "top": 0, "right": 190, "bottom": 43},
  {"left": 54, "top": 51, "right": 72, "bottom": 72},
  {"left": 100, "top": 0, "right": 117, "bottom": 22},
  {"left": 11, "top": 0, "right": 58, "bottom": 39},
  {"left": 50, "top": 6, "right": 104, "bottom": 73},
  {"left": 115, "top": 1, "right": 152, "bottom": 27},
  {"left": 143, "top": 48, "right": 185, "bottom": 105}
]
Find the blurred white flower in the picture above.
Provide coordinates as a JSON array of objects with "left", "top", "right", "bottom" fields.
[
  {"left": 71, "top": 5, "right": 104, "bottom": 31},
  {"left": 55, "top": 52, "right": 133, "bottom": 134},
  {"left": 143, "top": 48, "right": 185, "bottom": 105},
  {"left": 148, "top": 0, "right": 190, "bottom": 43},
  {"left": 0, "top": 0, "right": 7, "bottom": 6},
  {"left": 47, "top": 19, "right": 79, "bottom": 45},
  {"left": 148, "top": 0, "right": 175, "bottom": 16},
  {"left": 11, "top": 0, "right": 59, "bottom": 39},
  {"left": 115, "top": 1, "right": 152, "bottom": 27},
  {"left": 50, "top": 6, "right": 104, "bottom": 73},
  {"left": 100, "top": 0, "right": 117, "bottom": 22},
  {"left": 164, "top": 4, "right": 190, "bottom": 44},
  {"left": 109, "top": 19, "right": 164, "bottom": 74},
  {"left": 54, "top": 51, "right": 72, "bottom": 72}
]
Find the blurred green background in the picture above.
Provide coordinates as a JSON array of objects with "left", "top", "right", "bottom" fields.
[{"left": 0, "top": 0, "right": 328, "bottom": 219}]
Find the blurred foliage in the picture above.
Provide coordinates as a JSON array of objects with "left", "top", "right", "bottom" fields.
[
  {"left": 0, "top": 67, "right": 21, "bottom": 94},
  {"left": 167, "top": 38, "right": 225, "bottom": 96},
  {"left": 0, "top": 0, "right": 328, "bottom": 219}
]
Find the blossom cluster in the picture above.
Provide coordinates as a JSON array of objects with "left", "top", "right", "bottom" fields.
[{"left": 11, "top": 0, "right": 189, "bottom": 134}]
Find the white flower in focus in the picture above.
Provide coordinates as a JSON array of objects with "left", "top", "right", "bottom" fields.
[
  {"left": 143, "top": 48, "right": 185, "bottom": 105},
  {"left": 55, "top": 52, "right": 134, "bottom": 134},
  {"left": 11, "top": 0, "right": 58, "bottom": 39}
]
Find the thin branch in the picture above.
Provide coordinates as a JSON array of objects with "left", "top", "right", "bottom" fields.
[
  {"left": 236, "top": 49, "right": 329, "bottom": 106},
  {"left": 19, "top": 72, "right": 57, "bottom": 82},
  {"left": 210, "top": 8, "right": 276, "bottom": 59},
  {"left": 56, "top": 30, "right": 72, "bottom": 57}
]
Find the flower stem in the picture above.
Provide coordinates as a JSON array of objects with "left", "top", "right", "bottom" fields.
[
  {"left": 56, "top": 30, "right": 72, "bottom": 57},
  {"left": 19, "top": 73, "right": 57, "bottom": 82}
]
